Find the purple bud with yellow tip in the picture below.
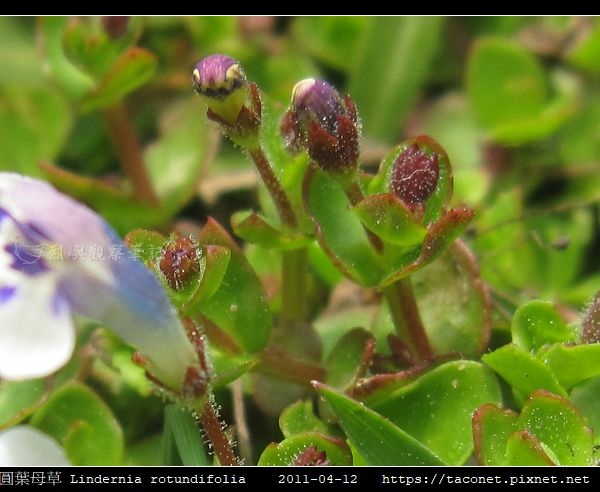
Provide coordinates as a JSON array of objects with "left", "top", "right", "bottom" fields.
[{"left": 192, "top": 54, "right": 249, "bottom": 127}]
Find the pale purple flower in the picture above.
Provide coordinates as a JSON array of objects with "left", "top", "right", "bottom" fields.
[{"left": 0, "top": 173, "right": 198, "bottom": 394}]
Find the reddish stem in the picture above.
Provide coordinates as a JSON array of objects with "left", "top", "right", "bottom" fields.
[
  {"left": 103, "top": 103, "right": 159, "bottom": 206},
  {"left": 384, "top": 279, "right": 433, "bottom": 360},
  {"left": 258, "top": 348, "right": 325, "bottom": 387},
  {"left": 248, "top": 148, "right": 297, "bottom": 228},
  {"left": 200, "top": 399, "right": 239, "bottom": 466}
]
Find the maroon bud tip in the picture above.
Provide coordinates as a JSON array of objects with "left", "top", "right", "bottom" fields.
[
  {"left": 294, "top": 446, "right": 329, "bottom": 466},
  {"left": 159, "top": 235, "right": 200, "bottom": 291},
  {"left": 182, "top": 366, "right": 209, "bottom": 400},
  {"left": 192, "top": 54, "right": 247, "bottom": 99},
  {"left": 286, "top": 78, "right": 360, "bottom": 174},
  {"left": 102, "top": 16, "right": 129, "bottom": 39},
  {"left": 390, "top": 141, "right": 440, "bottom": 206},
  {"left": 582, "top": 291, "right": 600, "bottom": 343},
  {"left": 131, "top": 351, "right": 150, "bottom": 368}
]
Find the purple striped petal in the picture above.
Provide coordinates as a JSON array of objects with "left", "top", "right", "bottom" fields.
[{"left": 4, "top": 242, "right": 49, "bottom": 276}]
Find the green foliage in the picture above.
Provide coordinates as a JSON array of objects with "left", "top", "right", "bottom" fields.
[
  {"left": 316, "top": 383, "right": 444, "bottom": 465},
  {"left": 1, "top": 16, "right": 598, "bottom": 468},
  {"left": 474, "top": 391, "right": 594, "bottom": 465},
  {"left": 357, "top": 361, "right": 502, "bottom": 464},
  {"left": 30, "top": 383, "right": 124, "bottom": 465},
  {"left": 0, "top": 380, "right": 48, "bottom": 428},
  {"left": 349, "top": 17, "right": 443, "bottom": 143}
]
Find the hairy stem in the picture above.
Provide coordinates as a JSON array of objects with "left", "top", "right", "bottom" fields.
[
  {"left": 103, "top": 103, "right": 159, "bottom": 206},
  {"left": 344, "top": 180, "right": 365, "bottom": 208},
  {"left": 248, "top": 148, "right": 309, "bottom": 326},
  {"left": 248, "top": 147, "right": 297, "bottom": 228},
  {"left": 258, "top": 348, "right": 325, "bottom": 387},
  {"left": 199, "top": 398, "right": 239, "bottom": 466},
  {"left": 383, "top": 278, "right": 433, "bottom": 361}
]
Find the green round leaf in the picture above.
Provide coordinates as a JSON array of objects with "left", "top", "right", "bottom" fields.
[
  {"left": 316, "top": 383, "right": 443, "bottom": 465},
  {"left": 0, "top": 379, "right": 48, "bottom": 428},
  {"left": 279, "top": 400, "right": 332, "bottom": 438},
  {"left": 363, "top": 360, "right": 502, "bottom": 465},
  {"left": 326, "top": 327, "right": 374, "bottom": 391},
  {"left": 0, "top": 87, "right": 72, "bottom": 177},
  {"left": 472, "top": 403, "right": 518, "bottom": 466},
  {"left": 512, "top": 300, "right": 575, "bottom": 353},
  {"left": 482, "top": 344, "right": 567, "bottom": 401},
  {"left": 518, "top": 390, "right": 594, "bottom": 466},
  {"left": 412, "top": 241, "right": 491, "bottom": 357},
  {"left": 570, "top": 377, "right": 600, "bottom": 446},
  {"left": 304, "top": 165, "right": 383, "bottom": 286},
  {"left": 30, "top": 383, "right": 123, "bottom": 465},
  {"left": 505, "top": 430, "right": 556, "bottom": 465},
  {"left": 467, "top": 38, "right": 548, "bottom": 130},
  {"left": 197, "top": 219, "right": 272, "bottom": 353},
  {"left": 542, "top": 343, "right": 600, "bottom": 389}
]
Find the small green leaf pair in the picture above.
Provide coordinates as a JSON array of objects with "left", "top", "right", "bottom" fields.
[
  {"left": 474, "top": 391, "right": 594, "bottom": 466},
  {"left": 53, "top": 17, "right": 156, "bottom": 111},
  {"left": 260, "top": 361, "right": 502, "bottom": 466},
  {"left": 479, "top": 297, "right": 600, "bottom": 464},
  {"left": 304, "top": 136, "right": 473, "bottom": 288},
  {"left": 483, "top": 300, "right": 600, "bottom": 401},
  {"left": 125, "top": 220, "right": 273, "bottom": 387}
]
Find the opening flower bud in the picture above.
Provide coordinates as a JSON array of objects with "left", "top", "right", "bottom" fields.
[
  {"left": 192, "top": 54, "right": 248, "bottom": 126},
  {"left": 159, "top": 235, "right": 200, "bottom": 291},
  {"left": 390, "top": 140, "right": 440, "bottom": 207},
  {"left": 292, "top": 78, "right": 344, "bottom": 136},
  {"left": 283, "top": 78, "right": 359, "bottom": 175}
]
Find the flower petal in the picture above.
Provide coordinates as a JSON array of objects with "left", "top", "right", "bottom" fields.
[
  {"left": 59, "top": 228, "right": 198, "bottom": 392},
  {"left": 0, "top": 174, "right": 114, "bottom": 266},
  {"left": 0, "top": 173, "right": 199, "bottom": 393},
  {"left": 0, "top": 426, "right": 70, "bottom": 466},
  {"left": 0, "top": 213, "right": 75, "bottom": 379},
  {"left": 0, "top": 273, "right": 74, "bottom": 380}
]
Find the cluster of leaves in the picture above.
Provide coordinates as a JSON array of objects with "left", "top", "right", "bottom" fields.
[{"left": 0, "top": 17, "right": 599, "bottom": 466}]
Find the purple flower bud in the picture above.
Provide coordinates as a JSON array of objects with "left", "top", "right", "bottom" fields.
[
  {"left": 192, "top": 54, "right": 247, "bottom": 100},
  {"left": 291, "top": 78, "right": 344, "bottom": 136},
  {"left": 192, "top": 54, "right": 262, "bottom": 137},
  {"left": 390, "top": 137, "right": 440, "bottom": 207},
  {"left": 283, "top": 78, "right": 359, "bottom": 175}
]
